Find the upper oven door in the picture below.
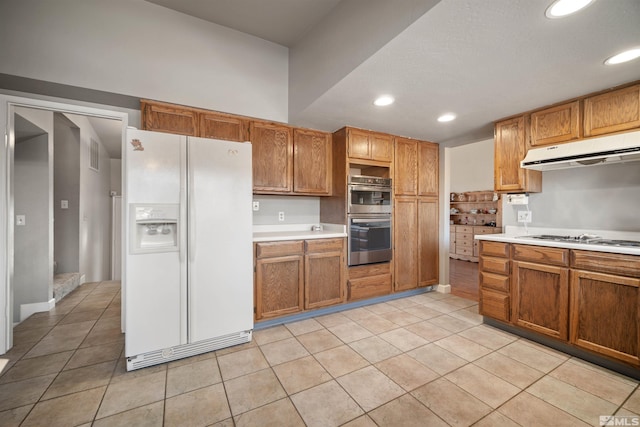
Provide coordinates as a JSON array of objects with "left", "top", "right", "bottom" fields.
[{"left": 348, "top": 185, "right": 392, "bottom": 214}]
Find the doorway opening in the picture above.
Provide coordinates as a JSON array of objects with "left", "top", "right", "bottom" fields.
[{"left": 0, "top": 95, "right": 128, "bottom": 355}]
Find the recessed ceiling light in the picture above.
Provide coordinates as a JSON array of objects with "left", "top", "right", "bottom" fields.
[
  {"left": 545, "top": 0, "right": 596, "bottom": 18},
  {"left": 374, "top": 95, "right": 394, "bottom": 106},
  {"left": 604, "top": 48, "right": 640, "bottom": 65},
  {"left": 437, "top": 113, "right": 456, "bottom": 123}
]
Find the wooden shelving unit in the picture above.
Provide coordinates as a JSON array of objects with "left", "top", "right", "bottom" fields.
[{"left": 449, "top": 190, "right": 502, "bottom": 262}]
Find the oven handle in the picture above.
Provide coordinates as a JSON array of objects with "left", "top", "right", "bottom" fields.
[
  {"left": 348, "top": 185, "right": 391, "bottom": 192},
  {"left": 351, "top": 218, "right": 391, "bottom": 224}
]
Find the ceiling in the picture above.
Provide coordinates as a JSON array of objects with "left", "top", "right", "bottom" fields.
[{"left": 147, "top": 0, "right": 640, "bottom": 147}]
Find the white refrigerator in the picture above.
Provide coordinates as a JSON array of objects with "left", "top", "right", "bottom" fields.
[{"left": 124, "top": 129, "right": 253, "bottom": 370}]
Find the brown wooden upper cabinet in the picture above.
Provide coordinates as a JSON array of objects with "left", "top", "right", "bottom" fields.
[
  {"left": 293, "top": 129, "right": 331, "bottom": 195},
  {"left": 251, "top": 123, "right": 332, "bottom": 196},
  {"left": 141, "top": 100, "right": 199, "bottom": 136},
  {"left": 141, "top": 100, "right": 249, "bottom": 142},
  {"left": 199, "top": 111, "right": 248, "bottom": 142},
  {"left": 494, "top": 116, "right": 542, "bottom": 193},
  {"left": 346, "top": 127, "right": 393, "bottom": 163},
  {"left": 584, "top": 84, "right": 640, "bottom": 137},
  {"left": 530, "top": 101, "right": 580, "bottom": 147},
  {"left": 394, "top": 137, "right": 439, "bottom": 197},
  {"left": 251, "top": 121, "right": 293, "bottom": 193}
]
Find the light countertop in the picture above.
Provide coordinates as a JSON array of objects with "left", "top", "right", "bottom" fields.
[
  {"left": 474, "top": 226, "right": 640, "bottom": 256},
  {"left": 253, "top": 223, "right": 347, "bottom": 242}
]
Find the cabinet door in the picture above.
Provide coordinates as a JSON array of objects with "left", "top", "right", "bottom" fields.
[
  {"left": 255, "top": 255, "right": 304, "bottom": 320},
  {"left": 199, "top": 111, "right": 248, "bottom": 142},
  {"left": 141, "top": 101, "right": 198, "bottom": 136},
  {"left": 394, "top": 198, "right": 418, "bottom": 291},
  {"left": 251, "top": 122, "right": 293, "bottom": 193},
  {"left": 570, "top": 270, "right": 639, "bottom": 366},
  {"left": 347, "top": 128, "right": 371, "bottom": 160},
  {"left": 494, "top": 116, "right": 541, "bottom": 193},
  {"left": 418, "top": 141, "right": 439, "bottom": 197},
  {"left": 370, "top": 133, "right": 393, "bottom": 162},
  {"left": 512, "top": 261, "right": 569, "bottom": 340},
  {"left": 418, "top": 198, "right": 438, "bottom": 287},
  {"left": 584, "top": 84, "right": 640, "bottom": 137},
  {"left": 293, "top": 129, "right": 331, "bottom": 195},
  {"left": 394, "top": 138, "right": 418, "bottom": 196},
  {"left": 530, "top": 101, "right": 580, "bottom": 147},
  {"left": 305, "top": 251, "right": 344, "bottom": 309}
]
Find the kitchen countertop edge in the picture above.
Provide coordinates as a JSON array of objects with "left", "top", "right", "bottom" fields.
[
  {"left": 253, "top": 223, "right": 347, "bottom": 242},
  {"left": 475, "top": 233, "right": 640, "bottom": 256}
]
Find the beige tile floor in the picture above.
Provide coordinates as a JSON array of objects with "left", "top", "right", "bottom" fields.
[{"left": 0, "top": 281, "right": 639, "bottom": 426}]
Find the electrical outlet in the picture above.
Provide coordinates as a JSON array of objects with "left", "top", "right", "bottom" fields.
[
  {"left": 517, "top": 210, "right": 532, "bottom": 223},
  {"left": 278, "top": 211, "right": 285, "bottom": 222},
  {"left": 252, "top": 201, "right": 260, "bottom": 211}
]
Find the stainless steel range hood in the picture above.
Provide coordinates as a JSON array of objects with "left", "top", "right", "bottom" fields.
[{"left": 521, "top": 130, "right": 640, "bottom": 171}]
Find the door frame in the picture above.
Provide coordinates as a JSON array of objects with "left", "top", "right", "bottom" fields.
[{"left": 0, "top": 94, "right": 128, "bottom": 355}]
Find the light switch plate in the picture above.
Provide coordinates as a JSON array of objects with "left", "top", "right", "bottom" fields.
[
  {"left": 61, "top": 200, "right": 69, "bottom": 209},
  {"left": 16, "top": 215, "right": 26, "bottom": 226}
]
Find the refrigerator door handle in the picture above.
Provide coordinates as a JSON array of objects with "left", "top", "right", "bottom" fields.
[{"left": 188, "top": 141, "right": 196, "bottom": 264}]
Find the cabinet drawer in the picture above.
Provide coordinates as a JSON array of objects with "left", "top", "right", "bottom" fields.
[
  {"left": 256, "top": 241, "right": 304, "bottom": 258},
  {"left": 480, "top": 272, "right": 510, "bottom": 293},
  {"left": 348, "top": 274, "right": 392, "bottom": 301},
  {"left": 456, "top": 247, "right": 473, "bottom": 256},
  {"left": 571, "top": 250, "right": 640, "bottom": 278},
  {"left": 474, "top": 227, "right": 499, "bottom": 235},
  {"left": 456, "top": 226, "right": 474, "bottom": 233},
  {"left": 305, "top": 238, "right": 343, "bottom": 253},
  {"left": 348, "top": 262, "right": 390, "bottom": 279},
  {"left": 512, "top": 244, "right": 569, "bottom": 266},
  {"left": 457, "top": 240, "right": 473, "bottom": 249},
  {"left": 480, "top": 289, "right": 510, "bottom": 322},
  {"left": 480, "top": 256, "right": 510, "bottom": 275},
  {"left": 480, "top": 241, "right": 510, "bottom": 258},
  {"left": 456, "top": 232, "right": 473, "bottom": 242}
]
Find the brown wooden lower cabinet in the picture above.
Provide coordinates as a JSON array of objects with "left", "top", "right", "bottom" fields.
[
  {"left": 512, "top": 261, "right": 569, "bottom": 340},
  {"left": 478, "top": 241, "right": 511, "bottom": 321},
  {"left": 255, "top": 238, "right": 345, "bottom": 320},
  {"left": 479, "top": 241, "right": 640, "bottom": 368},
  {"left": 305, "top": 239, "right": 344, "bottom": 309},
  {"left": 570, "top": 269, "right": 640, "bottom": 366},
  {"left": 394, "top": 197, "right": 438, "bottom": 291},
  {"left": 347, "top": 263, "right": 392, "bottom": 301},
  {"left": 255, "top": 241, "right": 304, "bottom": 320}
]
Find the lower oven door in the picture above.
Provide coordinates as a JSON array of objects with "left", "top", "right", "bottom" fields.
[{"left": 348, "top": 215, "right": 392, "bottom": 266}]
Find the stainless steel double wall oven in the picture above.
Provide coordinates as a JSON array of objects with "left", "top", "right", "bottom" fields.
[{"left": 347, "top": 175, "right": 392, "bottom": 266}]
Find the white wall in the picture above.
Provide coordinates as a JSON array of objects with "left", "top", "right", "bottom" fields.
[
  {"left": 0, "top": 0, "right": 289, "bottom": 122},
  {"left": 53, "top": 114, "right": 81, "bottom": 274},
  {"left": 65, "top": 114, "right": 113, "bottom": 282},
  {"left": 252, "top": 195, "right": 320, "bottom": 225},
  {"left": 110, "top": 159, "right": 122, "bottom": 196},
  {"left": 502, "top": 162, "right": 640, "bottom": 232},
  {"left": 13, "top": 107, "right": 54, "bottom": 323},
  {"left": 449, "top": 138, "right": 494, "bottom": 192}
]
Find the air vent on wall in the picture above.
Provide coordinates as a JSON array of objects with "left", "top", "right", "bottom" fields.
[{"left": 90, "top": 138, "right": 99, "bottom": 171}]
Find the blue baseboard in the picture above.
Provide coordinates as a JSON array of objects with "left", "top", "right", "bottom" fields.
[{"left": 254, "top": 286, "right": 434, "bottom": 331}]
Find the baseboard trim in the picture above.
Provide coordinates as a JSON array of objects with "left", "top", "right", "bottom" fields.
[
  {"left": 255, "top": 287, "right": 434, "bottom": 331},
  {"left": 435, "top": 284, "right": 451, "bottom": 294},
  {"left": 20, "top": 298, "right": 55, "bottom": 322}
]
